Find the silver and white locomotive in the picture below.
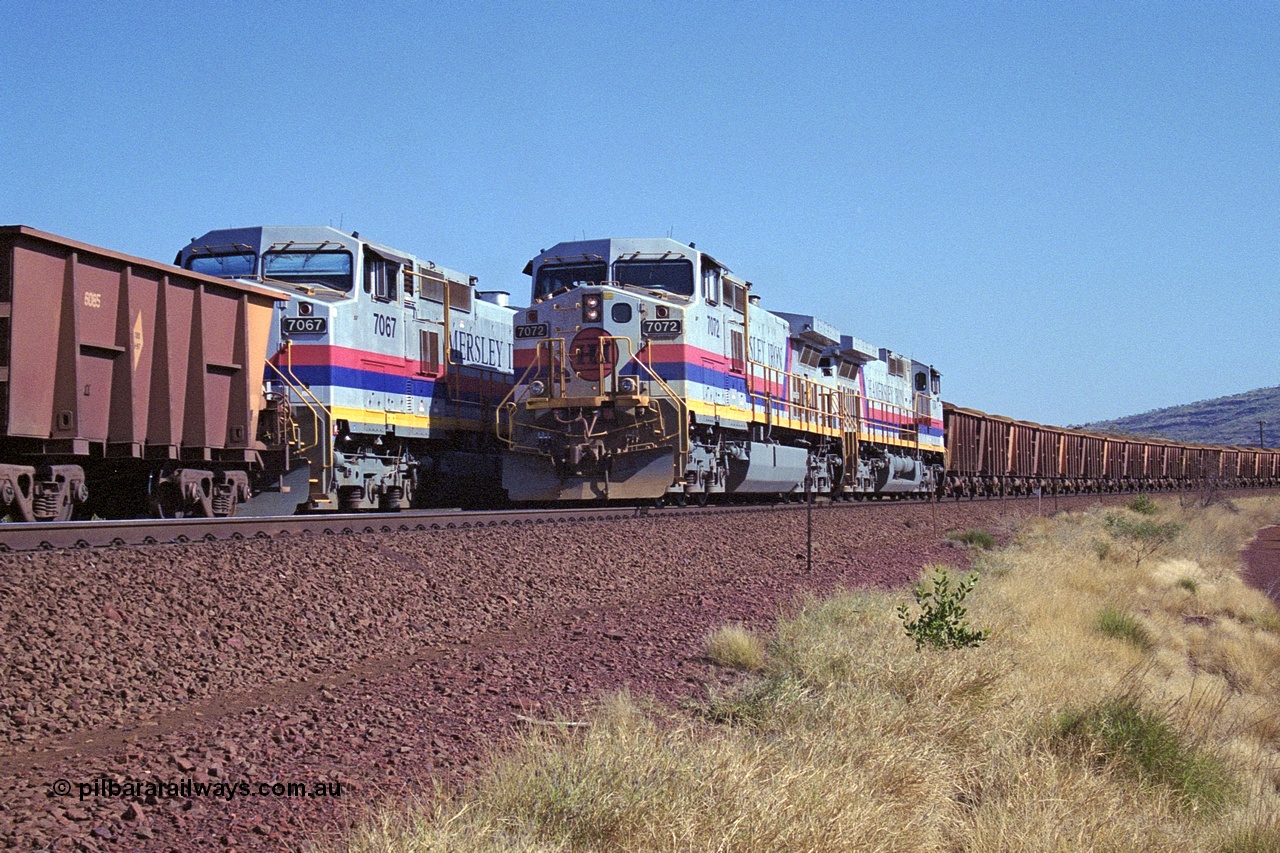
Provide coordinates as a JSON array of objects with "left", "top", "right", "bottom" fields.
[
  {"left": 498, "top": 238, "right": 944, "bottom": 503},
  {"left": 177, "top": 226, "right": 514, "bottom": 511}
]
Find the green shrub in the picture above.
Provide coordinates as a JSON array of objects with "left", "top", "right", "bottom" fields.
[
  {"left": 1126, "top": 494, "right": 1159, "bottom": 515},
  {"left": 1051, "top": 696, "right": 1234, "bottom": 814},
  {"left": 1096, "top": 606, "right": 1153, "bottom": 650},
  {"left": 947, "top": 528, "right": 996, "bottom": 549},
  {"left": 1177, "top": 577, "right": 1199, "bottom": 594},
  {"left": 1104, "top": 514, "right": 1184, "bottom": 568},
  {"left": 897, "top": 568, "right": 990, "bottom": 652}
]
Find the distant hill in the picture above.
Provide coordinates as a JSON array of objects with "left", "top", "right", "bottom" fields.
[{"left": 1076, "top": 387, "right": 1280, "bottom": 448}]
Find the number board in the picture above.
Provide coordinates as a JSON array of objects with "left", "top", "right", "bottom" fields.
[
  {"left": 641, "top": 319, "right": 682, "bottom": 338},
  {"left": 515, "top": 323, "right": 549, "bottom": 339},
  {"left": 282, "top": 317, "right": 328, "bottom": 335}
]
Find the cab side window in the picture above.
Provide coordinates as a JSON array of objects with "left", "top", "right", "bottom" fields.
[
  {"left": 364, "top": 255, "right": 399, "bottom": 302},
  {"left": 702, "top": 266, "right": 719, "bottom": 304}
]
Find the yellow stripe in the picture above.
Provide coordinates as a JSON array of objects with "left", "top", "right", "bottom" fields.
[
  {"left": 329, "top": 405, "right": 485, "bottom": 433},
  {"left": 684, "top": 400, "right": 941, "bottom": 450}
]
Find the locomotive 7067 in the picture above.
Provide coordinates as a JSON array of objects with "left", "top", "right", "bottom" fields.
[
  {"left": 176, "top": 227, "right": 514, "bottom": 512},
  {"left": 498, "top": 238, "right": 945, "bottom": 503}
]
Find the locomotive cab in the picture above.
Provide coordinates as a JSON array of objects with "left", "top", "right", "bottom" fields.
[{"left": 501, "top": 239, "right": 702, "bottom": 500}]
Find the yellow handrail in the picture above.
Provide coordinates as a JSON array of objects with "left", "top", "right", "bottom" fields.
[{"left": 265, "top": 340, "right": 334, "bottom": 489}]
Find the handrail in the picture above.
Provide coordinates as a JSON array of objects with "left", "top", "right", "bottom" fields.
[
  {"left": 496, "top": 334, "right": 688, "bottom": 459},
  {"left": 265, "top": 340, "right": 334, "bottom": 490}
]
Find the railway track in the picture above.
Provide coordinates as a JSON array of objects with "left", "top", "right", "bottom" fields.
[
  {"left": 0, "top": 505, "right": 648, "bottom": 552},
  {"left": 5, "top": 486, "right": 1266, "bottom": 552}
]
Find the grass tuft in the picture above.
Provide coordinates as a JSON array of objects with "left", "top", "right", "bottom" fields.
[
  {"left": 704, "top": 623, "right": 767, "bottom": 672},
  {"left": 1051, "top": 696, "right": 1235, "bottom": 815},
  {"left": 947, "top": 528, "right": 996, "bottom": 549},
  {"left": 1218, "top": 816, "right": 1280, "bottom": 853},
  {"left": 1097, "top": 606, "right": 1154, "bottom": 650}
]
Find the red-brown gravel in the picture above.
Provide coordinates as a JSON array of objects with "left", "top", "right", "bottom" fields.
[
  {"left": 1241, "top": 525, "right": 1280, "bottom": 607},
  {"left": 1, "top": 496, "right": 1130, "bottom": 851}
]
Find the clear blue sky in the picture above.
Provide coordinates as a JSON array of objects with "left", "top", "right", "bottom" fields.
[{"left": 2, "top": 1, "right": 1275, "bottom": 425}]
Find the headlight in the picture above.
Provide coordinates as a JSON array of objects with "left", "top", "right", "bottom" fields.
[
  {"left": 529, "top": 380, "right": 546, "bottom": 396},
  {"left": 582, "top": 293, "right": 602, "bottom": 323},
  {"left": 618, "top": 377, "right": 637, "bottom": 394}
]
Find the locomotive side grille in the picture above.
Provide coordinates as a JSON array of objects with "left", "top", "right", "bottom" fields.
[
  {"left": 0, "top": 315, "right": 8, "bottom": 369},
  {"left": 416, "top": 271, "right": 474, "bottom": 313},
  {"left": 418, "top": 271, "right": 446, "bottom": 304},
  {"left": 448, "top": 280, "right": 472, "bottom": 313}
]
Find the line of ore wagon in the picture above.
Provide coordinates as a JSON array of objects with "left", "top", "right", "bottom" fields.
[{"left": 943, "top": 404, "right": 1280, "bottom": 498}]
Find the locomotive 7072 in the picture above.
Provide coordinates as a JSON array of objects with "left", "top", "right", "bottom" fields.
[{"left": 498, "top": 238, "right": 945, "bottom": 503}]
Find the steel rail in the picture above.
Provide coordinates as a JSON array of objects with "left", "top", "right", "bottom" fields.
[
  {"left": 0, "top": 504, "right": 701, "bottom": 552},
  {"left": 2, "top": 489, "right": 1272, "bottom": 553},
  {"left": 0, "top": 496, "right": 933, "bottom": 553}
]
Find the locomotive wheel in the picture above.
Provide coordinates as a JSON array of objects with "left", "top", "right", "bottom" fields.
[
  {"left": 674, "top": 493, "right": 687, "bottom": 508},
  {"left": 696, "top": 488, "right": 709, "bottom": 507}
]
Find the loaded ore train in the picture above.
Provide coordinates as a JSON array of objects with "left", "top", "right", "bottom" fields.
[{"left": 0, "top": 224, "right": 1274, "bottom": 521}]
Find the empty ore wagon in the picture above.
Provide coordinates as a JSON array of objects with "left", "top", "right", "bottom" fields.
[{"left": 0, "top": 226, "right": 300, "bottom": 520}]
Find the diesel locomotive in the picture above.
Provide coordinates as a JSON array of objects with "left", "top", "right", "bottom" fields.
[
  {"left": 498, "top": 238, "right": 945, "bottom": 503},
  {"left": 176, "top": 226, "right": 515, "bottom": 512},
  {"left": 498, "top": 237, "right": 1280, "bottom": 504}
]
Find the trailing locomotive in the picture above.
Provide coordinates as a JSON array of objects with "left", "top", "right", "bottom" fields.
[
  {"left": 176, "top": 226, "right": 514, "bottom": 511},
  {"left": 498, "top": 238, "right": 945, "bottom": 503}
]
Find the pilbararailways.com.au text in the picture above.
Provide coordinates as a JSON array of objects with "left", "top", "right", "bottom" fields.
[{"left": 50, "top": 776, "right": 342, "bottom": 802}]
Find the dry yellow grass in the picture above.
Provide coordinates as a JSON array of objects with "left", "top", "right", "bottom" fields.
[
  {"left": 705, "top": 623, "right": 768, "bottom": 672},
  {"left": 329, "top": 495, "right": 1280, "bottom": 853}
]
